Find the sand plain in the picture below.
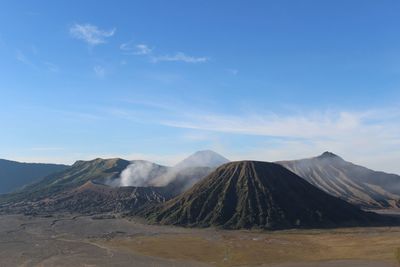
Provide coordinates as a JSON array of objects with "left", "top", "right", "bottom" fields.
[{"left": 0, "top": 214, "right": 399, "bottom": 267}]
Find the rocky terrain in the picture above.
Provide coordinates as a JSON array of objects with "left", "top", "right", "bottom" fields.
[
  {"left": 0, "top": 181, "right": 170, "bottom": 215},
  {"left": 278, "top": 152, "right": 400, "bottom": 209}
]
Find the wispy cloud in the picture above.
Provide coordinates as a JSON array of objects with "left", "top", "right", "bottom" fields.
[
  {"left": 44, "top": 62, "right": 59, "bottom": 72},
  {"left": 162, "top": 111, "right": 365, "bottom": 138},
  {"left": 120, "top": 40, "right": 209, "bottom": 64},
  {"left": 227, "top": 69, "right": 239, "bottom": 75},
  {"left": 152, "top": 52, "right": 209, "bottom": 63},
  {"left": 16, "top": 49, "right": 36, "bottom": 68},
  {"left": 157, "top": 107, "right": 400, "bottom": 173},
  {"left": 135, "top": 44, "right": 152, "bottom": 55},
  {"left": 120, "top": 42, "right": 152, "bottom": 55},
  {"left": 96, "top": 99, "right": 400, "bottom": 172},
  {"left": 30, "top": 147, "right": 64, "bottom": 151},
  {"left": 11, "top": 100, "right": 400, "bottom": 172},
  {"left": 16, "top": 49, "right": 60, "bottom": 73},
  {"left": 16, "top": 50, "right": 28, "bottom": 63},
  {"left": 93, "top": 65, "right": 106, "bottom": 78},
  {"left": 70, "top": 23, "right": 115, "bottom": 45}
]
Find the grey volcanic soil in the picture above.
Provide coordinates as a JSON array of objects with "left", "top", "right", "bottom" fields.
[
  {"left": 0, "top": 214, "right": 397, "bottom": 267},
  {"left": 0, "top": 214, "right": 209, "bottom": 267}
]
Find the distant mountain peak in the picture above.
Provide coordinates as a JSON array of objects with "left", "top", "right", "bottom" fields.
[
  {"left": 318, "top": 151, "right": 341, "bottom": 159},
  {"left": 190, "top": 149, "right": 225, "bottom": 156},
  {"left": 279, "top": 152, "right": 400, "bottom": 209},
  {"left": 174, "top": 150, "right": 229, "bottom": 169}
]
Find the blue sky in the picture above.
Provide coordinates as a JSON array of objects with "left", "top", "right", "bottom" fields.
[{"left": 1, "top": 1, "right": 400, "bottom": 173}]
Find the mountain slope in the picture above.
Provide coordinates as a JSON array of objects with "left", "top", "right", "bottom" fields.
[
  {"left": 278, "top": 152, "right": 400, "bottom": 209},
  {"left": 143, "top": 161, "right": 388, "bottom": 229},
  {"left": 0, "top": 158, "right": 130, "bottom": 203},
  {"left": 0, "top": 159, "right": 68, "bottom": 194},
  {"left": 0, "top": 158, "right": 173, "bottom": 214},
  {"left": 173, "top": 150, "right": 229, "bottom": 170},
  {"left": 148, "top": 150, "right": 229, "bottom": 191},
  {"left": 161, "top": 166, "right": 213, "bottom": 196},
  {"left": 1, "top": 181, "right": 169, "bottom": 215},
  {"left": 105, "top": 150, "right": 228, "bottom": 195},
  {"left": 0, "top": 152, "right": 228, "bottom": 214}
]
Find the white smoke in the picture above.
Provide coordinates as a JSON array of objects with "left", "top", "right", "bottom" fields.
[
  {"left": 116, "top": 163, "right": 179, "bottom": 187},
  {"left": 151, "top": 150, "right": 229, "bottom": 186},
  {"left": 114, "top": 150, "right": 229, "bottom": 188},
  {"left": 151, "top": 169, "right": 179, "bottom": 187},
  {"left": 119, "top": 161, "right": 159, "bottom": 187}
]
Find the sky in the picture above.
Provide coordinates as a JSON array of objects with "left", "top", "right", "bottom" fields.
[{"left": 1, "top": 0, "right": 400, "bottom": 173}]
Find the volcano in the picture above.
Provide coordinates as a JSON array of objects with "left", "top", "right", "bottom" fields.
[
  {"left": 278, "top": 152, "right": 400, "bottom": 209},
  {"left": 144, "top": 161, "right": 392, "bottom": 229},
  {"left": 0, "top": 158, "right": 169, "bottom": 214}
]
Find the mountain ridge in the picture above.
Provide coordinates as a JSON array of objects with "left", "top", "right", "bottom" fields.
[
  {"left": 142, "top": 160, "right": 392, "bottom": 229},
  {"left": 0, "top": 158, "right": 130, "bottom": 204},
  {"left": 0, "top": 159, "right": 69, "bottom": 194},
  {"left": 278, "top": 152, "right": 400, "bottom": 209},
  {"left": 0, "top": 151, "right": 228, "bottom": 214}
]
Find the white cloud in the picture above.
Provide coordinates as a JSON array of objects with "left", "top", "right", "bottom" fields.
[
  {"left": 70, "top": 23, "right": 115, "bottom": 45},
  {"left": 227, "top": 69, "right": 239, "bottom": 75},
  {"left": 16, "top": 50, "right": 59, "bottom": 73},
  {"left": 12, "top": 99, "right": 399, "bottom": 173},
  {"left": 44, "top": 62, "right": 59, "bottom": 72},
  {"left": 162, "top": 111, "right": 366, "bottom": 138},
  {"left": 30, "top": 147, "right": 64, "bottom": 151},
  {"left": 134, "top": 44, "right": 152, "bottom": 55},
  {"left": 93, "top": 65, "right": 106, "bottom": 78},
  {"left": 157, "top": 108, "right": 400, "bottom": 173},
  {"left": 119, "top": 40, "right": 209, "bottom": 64},
  {"left": 16, "top": 50, "right": 34, "bottom": 67},
  {"left": 120, "top": 42, "right": 152, "bottom": 55},
  {"left": 152, "top": 52, "right": 209, "bottom": 63}
]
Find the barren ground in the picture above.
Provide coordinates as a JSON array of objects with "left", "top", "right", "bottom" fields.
[{"left": 0, "top": 214, "right": 399, "bottom": 267}]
